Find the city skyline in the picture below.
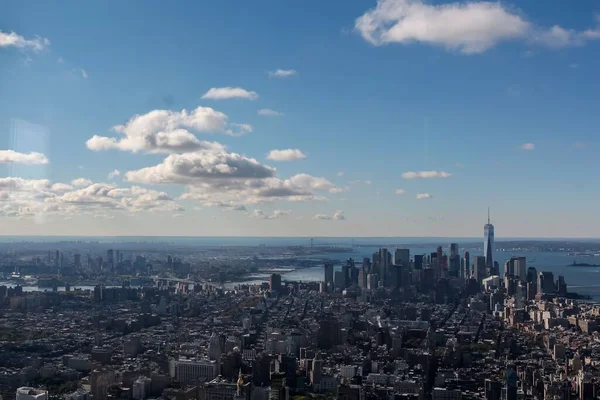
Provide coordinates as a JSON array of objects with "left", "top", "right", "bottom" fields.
[{"left": 2, "top": 0, "right": 600, "bottom": 237}]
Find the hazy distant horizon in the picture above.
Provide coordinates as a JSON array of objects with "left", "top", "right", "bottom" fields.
[{"left": 1, "top": 235, "right": 599, "bottom": 243}]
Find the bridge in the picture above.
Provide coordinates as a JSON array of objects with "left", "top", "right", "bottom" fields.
[{"left": 150, "top": 275, "right": 222, "bottom": 291}]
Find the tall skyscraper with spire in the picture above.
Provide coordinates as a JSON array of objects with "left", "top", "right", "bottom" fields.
[{"left": 484, "top": 208, "right": 494, "bottom": 269}]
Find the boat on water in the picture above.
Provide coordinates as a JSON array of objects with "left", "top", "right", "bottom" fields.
[{"left": 568, "top": 259, "right": 600, "bottom": 267}]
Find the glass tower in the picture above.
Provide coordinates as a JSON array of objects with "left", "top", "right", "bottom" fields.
[{"left": 484, "top": 208, "right": 494, "bottom": 268}]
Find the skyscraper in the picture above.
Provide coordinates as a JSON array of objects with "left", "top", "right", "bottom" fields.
[
  {"left": 473, "top": 256, "right": 487, "bottom": 283},
  {"left": 394, "top": 248, "right": 410, "bottom": 266},
  {"left": 379, "top": 248, "right": 390, "bottom": 285},
  {"left": 463, "top": 251, "right": 470, "bottom": 278},
  {"left": 324, "top": 263, "right": 334, "bottom": 292},
  {"left": 107, "top": 249, "right": 114, "bottom": 270},
  {"left": 484, "top": 208, "right": 494, "bottom": 269},
  {"left": 538, "top": 271, "right": 555, "bottom": 295},
  {"left": 414, "top": 254, "right": 424, "bottom": 270},
  {"left": 449, "top": 243, "right": 459, "bottom": 277}
]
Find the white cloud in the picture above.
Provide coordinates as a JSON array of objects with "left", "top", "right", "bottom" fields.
[
  {"left": 395, "top": 189, "right": 406, "bottom": 195},
  {"left": 249, "top": 209, "right": 291, "bottom": 219},
  {"left": 349, "top": 180, "right": 372, "bottom": 185},
  {"left": 401, "top": 170, "right": 451, "bottom": 179},
  {"left": 0, "top": 150, "right": 48, "bottom": 164},
  {"left": 226, "top": 123, "right": 253, "bottom": 136},
  {"left": 0, "top": 178, "right": 183, "bottom": 218},
  {"left": 416, "top": 193, "right": 432, "bottom": 200},
  {"left": 314, "top": 210, "right": 346, "bottom": 220},
  {"left": 355, "top": 0, "right": 600, "bottom": 54},
  {"left": 258, "top": 108, "right": 284, "bottom": 117},
  {"left": 0, "top": 30, "right": 50, "bottom": 51},
  {"left": 519, "top": 142, "right": 535, "bottom": 150},
  {"left": 71, "top": 178, "right": 93, "bottom": 187},
  {"left": 268, "top": 69, "right": 297, "bottom": 78},
  {"left": 172, "top": 213, "right": 183, "bottom": 218},
  {"left": 125, "top": 150, "right": 276, "bottom": 184},
  {"left": 267, "top": 149, "right": 307, "bottom": 161},
  {"left": 86, "top": 106, "right": 247, "bottom": 154},
  {"left": 108, "top": 169, "right": 121, "bottom": 179},
  {"left": 51, "top": 183, "right": 73, "bottom": 192},
  {"left": 177, "top": 171, "right": 338, "bottom": 207},
  {"left": 57, "top": 57, "right": 64, "bottom": 64},
  {"left": 80, "top": 69, "right": 88, "bottom": 79},
  {"left": 272, "top": 209, "right": 291, "bottom": 218},
  {"left": 573, "top": 141, "right": 586, "bottom": 149},
  {"left": 202, "top": 87, "right": 259, "bottom": 100},
  {"left": 329, "top": 187, "right": 348, "bottom": 194},
  {"left": 337, "top": 172, "right": 344, "bottom": 177},
  {"left": 333, "top": 210, "right": 346, "bottom": 220}
]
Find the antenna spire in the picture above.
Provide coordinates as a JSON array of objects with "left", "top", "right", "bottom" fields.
[{"left": 487, "top": 207, "right": 490, "bottom": 224}]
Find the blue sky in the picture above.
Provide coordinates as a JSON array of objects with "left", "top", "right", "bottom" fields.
[{"left": 1, "top": 0, "right": 600, "bottom": 237}]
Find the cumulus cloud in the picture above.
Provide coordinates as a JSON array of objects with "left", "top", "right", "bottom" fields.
[
  {"left": 333, "top": 210, "right": 346, "bottom": 220},
  {"left": 395, "top": 189, "right": 406, "bottom": 195},
  {"left": 51, "top": 183, "right": 73, "bottom": 192},
  {"left": 0, "top": 178, "right": 182, "bottom": 218},
  {"left": 416, "top": 193, "right": 432, "bottom": 200},
  {"left": 249, "top": 209, "right": 291, "bottom": 219},
  {"left": 519, "top": 142, "right": 535, "bottom": 150},
  {"left": 177, "top": 172, "right": 338, "bottom": 207},
  {"left": 108, "top": 169, "right": 121, "bottom": 179},
  {"left": 337, "top": 172, "right": 344, "bottom": 177},
  {"left": 71, "top": 178, "right": 93, "bottom": 187},
  {"left": 125, "top": 150, "right": 276, "bottom": 184},
  {"left": 86, "top": 106, "right": 247, "bottom": 154},
  {"left": 266, "top": 149, "right": 307, "bottom": 161},
  {"left": 225, "top": 123, "right": 253, "bottom": 137},
  {"left": 202, "top": 87, "right": 259, "bottom": 100},
  {"left": 0, "top": 150, "right": 49, "bottom": 164},
  {"left": 314, "top": 210, "right": 346, "bottom": 220},
  {"left": 0, "top": 30, "right": 50, "bottom": 51},
  {"left": 258, "top": 108, "right": 284, "bottom": 117},
  {"left": 355, "top": 0, "right": 600, "bottom": 54},
  {"left": 268, "top": 69, "right": 297, "bottom": 78},
  {"left": 401, "top": 170, "right": 451, "bottom": 179}
]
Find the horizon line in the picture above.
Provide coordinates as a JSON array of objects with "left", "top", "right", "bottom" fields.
[{"left": 0, "top": 234, "right": 599, "bottom": 240}]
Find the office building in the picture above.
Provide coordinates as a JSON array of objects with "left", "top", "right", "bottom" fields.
[
  {"left": 324, "top": 263, "right": 334, "bottom": 292},
  {"left": 463, "top": 251, "right": 470, "bottom": 278},
  {"left": 17, "top": 388, "right": 48, "bottom": 400},
  {"left": 174, "top": 359, "right": 219, "bottom": 384},
  {"left": 208, "top": 332, "right": 222, "bottom": 361},
  {"left": 514, "top": 257, "right": 527, "bottom": 281},
  {"left": 379, "top": 248, "right": 390, "bottom": 284},
  {"left": 74, "top": 254, "right": 81, "bottom": 268},
  {"left": 474, "top": 256, "right": 487, "bottom": 283},
  {"left": 484, "top": 208, "right": 494, "bottom": 269},
  {"left": 414, "top": 254, "right": 424, "bottom": 270},
  {"left": 394, "top": 248, "right": 410, "bottom": 266},
  {"left": 132, "top": 376, "right": 151, "bottom": 400},
  {"left": 106, "top": 249, "right": 114, "bottom": 270},
  {"left": 358, "top": 267, "right": 367, "bottom": 289},
  {"left": 449, "top": 243, "right": 459, "bottom": 277},
  {"left": 538, "top": 271, "right": 555, "bottom": 295},
  {"left": 269, "top": 273, "right": 282, "bottom": 293},
  {"left": 367, "top": 274, "right": 379, "bottom": 290}
]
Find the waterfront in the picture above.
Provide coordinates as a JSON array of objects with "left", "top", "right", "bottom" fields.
[{"left": 232, "top": 247, "right": 600, "bottom": 299}]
